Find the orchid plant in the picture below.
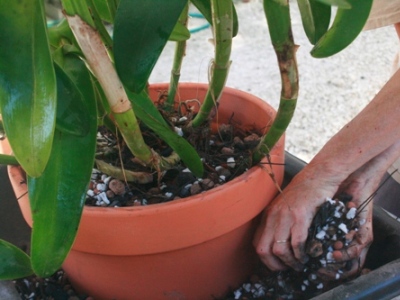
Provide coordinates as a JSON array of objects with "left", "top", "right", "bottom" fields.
[{"left": 0, "top": 0, "right": 372, "bottom": 279}]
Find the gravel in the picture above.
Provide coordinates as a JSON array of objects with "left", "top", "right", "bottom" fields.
[{"left": 150, "top": 0, "right": 399, "bottom": 162}]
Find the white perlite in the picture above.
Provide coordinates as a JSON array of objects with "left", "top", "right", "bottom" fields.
[
  {"left": 338, "top": 223, "right": 349, "bottom": 234},
  {"left": 346, "top": 207, "right": 357, "bottom": 219}
]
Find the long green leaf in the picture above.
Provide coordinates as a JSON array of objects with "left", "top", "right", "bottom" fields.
[
  {"left": 310, "top": 0, "right": 373, "bottom": 58},
  {"left": 114, "top": 0, "right": 188, "bottom": 93},
  {"left": 61, "top": 0, "right": 95, "bottom": 27},
  {"left": 54, "top": 64, "right": 90, "bottom": 136},
  {"left": 0, "top": 0, "right": 57, "bottom": 178},
  {"left": 315, "top": 0, "right": 351, "bottom": 8},
  {"left": 128, "top": 91, "right": 204, "bottom": 177},
  {"left": 92, "top": 0, "right": 119, "bottom": 23},
  {"left": 27, "top": 56, "right": 97, "bottom": 277},
  {"left": 297, "top": 0, "right": 331, "bottom": 44},
  {"left": 0, "top": 240, "right": 33, "bottom": 280}
]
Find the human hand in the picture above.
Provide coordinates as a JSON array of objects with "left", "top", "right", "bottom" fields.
[
  {"left": 253, "top": 167, "right": 341, "bottom": 272},
  {"left": 254, "top": 147, "right": 393, "bottom": 277}
]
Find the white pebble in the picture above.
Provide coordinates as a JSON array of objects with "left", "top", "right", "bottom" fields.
[
  {"left": 174, "top": 126, "right": 183, "bottom": 136},
  {"left": 219, "top": 175, "right": 226, "bottom": 182},
  {"left": 98, "top": 192, "right": 110, "bottom": 204},
  {"left": 234, "top": 290, "right": 242, "bottom": 300},
  {"left": 316, "top": 230, "right": 326, "bottom": 240},
  {"left": 87, "top": 189, "right": 95, "bottom": 197},
  {"left": 254, "top": 287, "right": 265, "bottom": 297},
  {"left": 320, "top": 259, "right": 327, "bottom": 266},
  {"left": 335, "top": 273, "right": 341, "bottom": 280},
  {"left": 227, "top": 157, "right": 236, "bottom": 168},
  {"left": 215, "top": 165, "right": 223, "bottom": 172},
  {"left": 277, "top": 279, "right": 285, "bottom": 287},
  {"left": 103, "top": 176, "right": 112, "bottom": 185},
  {"left": 317, "top": 283, "right": 324, "bottom": 289},
  {"left": 346, "top": 207, "right": 357, "bottom": 219},
  {"left": 326, "top": 197, "right": 335, "bottom": 205},
  {"left": 142, "top": 199, "right": 148, "bottom": 205},
  {"left": 101, "top": 174, "right": 108, "bottom": 181},
  {"left": 96, "top": 183, "right": 107, "bottom": 192},
  {"left": 254, "top": 283, "right": 262, "bottom": 289},
  {"left": 243, "top": 283, "right": 251, "bottom": 292},
  {"left": 309, "top": 274, "right": 317, "bottom": 280},
  {"left": 326, "top": 251, "right": 333, "bottom": 261},
  {"left": 338, "top": 223, "right": 349, "bottom": 234},
  {"left": 301, "top": 285, "right": 306, "bottom": 291},
  {"left": 179, "top": 116, "right": 188, "bottom": 122},
  {"left": 334, "top": 211, "right": 342, "bottom": 218},
  {"left": 303, "top": 280, "right": 309, "bottom": 286},
  {"left": 359, "top": 218, "right": 366, "bottom": 226},
  {"left": 165, "top": 192, "right": 173, "bottom": 198},
  {"left": 182, "top": 168, "right": 191, "bottom": 173}
]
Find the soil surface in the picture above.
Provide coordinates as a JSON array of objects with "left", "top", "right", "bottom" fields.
[{"left": 86, "top": 94, "right": 265, "bottom": 208}]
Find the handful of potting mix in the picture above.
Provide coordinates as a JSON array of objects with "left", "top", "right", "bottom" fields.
[{"left": 228, "top": 195, "right": 368, "bottom": 300}]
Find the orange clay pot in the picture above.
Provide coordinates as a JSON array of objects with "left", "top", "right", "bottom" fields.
[{"left": 6, "top": 83, "right": 285, "bottom": 300}]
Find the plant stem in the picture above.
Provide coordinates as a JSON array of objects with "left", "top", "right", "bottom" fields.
[
  {"left": 253, "top": 0, "right": 299, "bottom": 163},
  {"left": 65, "top": 14, "right": 154, "bottom": 166},
  {"left": 0, "top": 154, "right": 19, "bottom": 166},
  {"left": 166, "top": 3, "right": 189, "bottom": 111},
  {"left": 190, "top": 0, "right": 233, "bottom": 128},
  {"left": 86, "top": 0, "right": 114, "bottom": 51}
]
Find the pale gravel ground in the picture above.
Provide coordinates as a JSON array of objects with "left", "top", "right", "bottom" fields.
[{"left": 150, "top": 0, "right": 399, "bottom": 162}]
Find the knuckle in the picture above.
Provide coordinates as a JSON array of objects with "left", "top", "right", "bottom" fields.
[{"left": 255, "top": 246, "right": 270, "bottom": 257}]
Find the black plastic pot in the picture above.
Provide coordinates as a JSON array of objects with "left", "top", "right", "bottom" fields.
[{"left": 1, "top": 153, "right": 400, "bottom": 299}]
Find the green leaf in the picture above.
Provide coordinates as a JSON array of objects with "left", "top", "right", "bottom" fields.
[
  {"left": 311, "top": 0, "right": 373, "bottom": 58},
  {"left": 169, "top": 21, "right": 191, "bottom": 42},
  {"left": 0, "top": 240, "right": 33, "bottom": 280},
  {"left": 128, "top": 91, "right": 204, "bottom": 177},
  {"left": 0, "top": 0, "right": 57, "bottom": 178},
  {"left": 27, "top": 57, "right": 97, "bottom": 277},
  {"left": 114, "top": 0, "right": 188, "bottom": 93},
  {"left": 314, "top": 0, "right": 351, "bottom": 8},
  {"left": 297, "top": 0, "right": 331, "bottom": 44},
  {"left": 92, "top": 0, "right": 119, "bottom": 23},
  {"left": 61, "top": 0, "right": 95, "bottom": 27},
  {"left": 190, "top": 0, "right": 239, "bottom": 37},
  {"left": 48, "top": 18, "right": 77, "bottom": 49},
  {"left": 54, "top": 64, "right": 90, "bottom": 137}
]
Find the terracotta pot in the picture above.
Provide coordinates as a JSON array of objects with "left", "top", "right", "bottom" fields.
[{"left": 6, "top": 83, "right": 285, "bottom": 300}]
